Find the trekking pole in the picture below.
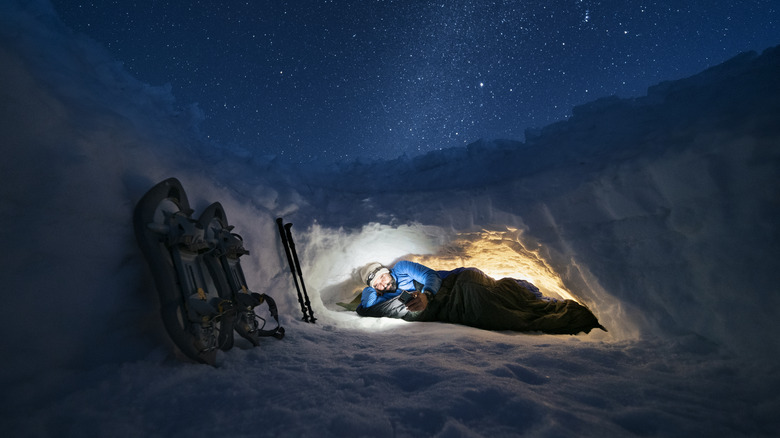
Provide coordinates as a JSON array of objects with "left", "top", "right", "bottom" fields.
[
  {"left": 276, "top": 218, "right": 310, "bottom": 323},
  {"left": 284, "top": 223, "right": 316, "bottom": 324}
]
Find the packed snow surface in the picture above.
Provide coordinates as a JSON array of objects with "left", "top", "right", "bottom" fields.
[{"left": 1, "top": 2, "right": 779, "bottom": 437}]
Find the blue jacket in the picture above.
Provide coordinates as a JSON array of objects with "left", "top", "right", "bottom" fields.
[{"left": 360, "top": 261, "right": 442, "bottom": 308}]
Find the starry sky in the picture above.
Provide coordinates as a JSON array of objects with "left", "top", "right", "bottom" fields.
[{"left": 51, "top": 0, "right": 779, "bottom": 163}]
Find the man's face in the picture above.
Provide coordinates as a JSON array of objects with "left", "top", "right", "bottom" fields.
[{"left": 373, "top": 272, "right": 396, "bottom": 294}]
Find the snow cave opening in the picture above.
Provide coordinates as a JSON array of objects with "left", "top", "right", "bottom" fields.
[{"left": 304, "top": 222, "right": 624, "bottom": 338}]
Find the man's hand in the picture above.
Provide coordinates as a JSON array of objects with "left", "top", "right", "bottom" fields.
[{"left": 405, "top": 291, "right": 428, "bottom": 312}]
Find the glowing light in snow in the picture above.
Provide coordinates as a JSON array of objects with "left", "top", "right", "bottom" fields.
[
  {"left": 408, "top": 228, "right": 577, "bottom": 302},
  {"left": 304, "top": 223, "right": 580, "bottom": 328}
]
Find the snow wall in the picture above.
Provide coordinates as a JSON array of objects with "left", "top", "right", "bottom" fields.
[{"left": 1, "top": 0, "right": 779, "bottom": 391}]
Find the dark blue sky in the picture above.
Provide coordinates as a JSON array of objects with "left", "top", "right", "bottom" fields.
[{"left": 51, "top": 0, "right": 779, "bottom": 163}]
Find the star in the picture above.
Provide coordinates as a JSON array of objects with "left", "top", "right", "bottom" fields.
[{"left": 48, "top": 0, "right": 780, "bottom": 163}]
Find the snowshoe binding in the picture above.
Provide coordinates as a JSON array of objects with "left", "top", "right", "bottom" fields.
[
  {"left": 133, "top": 178, "right": 236, "bottom": 365},
  {"left": 199, "top": 202, "right": 285, "bottom": 344}
]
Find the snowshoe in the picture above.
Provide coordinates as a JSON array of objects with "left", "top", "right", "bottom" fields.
[
  {"left": 133, "top": 178, "right": 236, "bottom": 366},
  {"left": 199, "top": 202, "right": 285, "bottom": 344}
]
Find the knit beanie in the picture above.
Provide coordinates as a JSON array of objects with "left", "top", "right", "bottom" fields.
[{"left": 361, "top": 262, "right": 388, "bottom": 287}]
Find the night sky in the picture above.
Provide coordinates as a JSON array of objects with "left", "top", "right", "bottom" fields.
[{"left": 51, "top": 1, "right": 779, "bottom": 163}]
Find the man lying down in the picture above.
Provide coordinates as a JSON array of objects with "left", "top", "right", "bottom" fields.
[{"left": 356, "top": 261, "right": 606, "bottom": 335}]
